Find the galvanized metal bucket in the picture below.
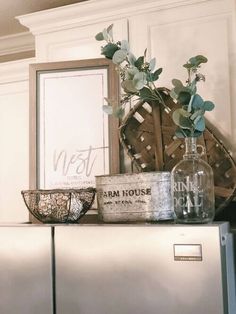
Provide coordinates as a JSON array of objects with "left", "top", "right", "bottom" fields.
[{"left": 95, "top": 171, "right": 174, "bottom": 222}]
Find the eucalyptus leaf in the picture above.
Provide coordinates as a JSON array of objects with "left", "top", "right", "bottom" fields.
[
  {"left": 183, "top": 129, "right": 203, "bottom": 137},
  {"left": 156, "top": 68, "right": 163, "bottom": 75},
  {"left": 101, "top": 43, "right": 119, "bottom": 59},
  {"left": 107, "top": 24, "right": 113, "bottom": 37},
  {"left": 196, "top": 73, "right": 206, "bottom": 82},
  {"left": 134, "top": 56, "right": 144, "bottom": 69},
  {"left": 195, "top": 55, "right": 208, "bottom": 64},
  {"left": 126, "top": 66, "right": 139, "bottom": 79},
  {"left": 188, "top": 56, "right": 198, "bottom": 67},
  {"left": 146, "top": 72, "right": 152, "bottom": 82},
  {"left": 153, "top": 68, "right": 163, "bottom": 80},
  {"left": 194, "top": 116, "right": 205, "bottom": 131},
  {"left": 95, "top": 32, "right": 104, "bottom": 41},
  {"left": 170, "top": 88, "right": 178, "bottom": 100},
  {"left": 178, "top": 91, "right": 191, "bottom": 105},
  {"left": 191, "top": 94, "right": 204, "bottom": 109},
  {"left": 128, "top": 52, "right": 136, "bottom": 65},
  {"left": 146, "top": 69, "right": 162, "bottom": 82},
  {"left": 179, "top": 108, "right": 192, "bottom": 118},
  {"left": 139, "top": 87, "right": 156, "bottom": 102},
  {"left": 121, "top": 80, "right": 138, "bottom": 93},
  {"left": 204, "top": 101, "right": 215, "bottom": 111},
  {"left": 149, "top": 58, "right": 156, "bottom": 71},
  {"left": 112, "top": 49, "right": 127, "bottom": 64},
  {"left": 102, "top": 105, "right": 113, "bottom": 115},
  {"left": 173, "top": 85, "right": 190, "bottom": 98},
  {"left": 189, "top": 55, "right": 208, "bottom": 67},
  {"left": 192, "top": 130, "right": 203, "bottom": 137},
  {"left": 183, "top": 63, "right": 193, "bottom": 69},
  {"left": 151, "top": 72, "right": 160, "bottom": 82},
  {"left": 102, "top": 28, "right": 109, "bottom": 41},
  {"left": 175, "top": 127, "right": 187, "bottom": 138},
  {"left": 104, "top": 97, "right": 117, "bottom": 107},
  {"left": 172, "top": 108, "right": 192, "bottom": 130},
  {"left": 113, "top": 106, "right": 125, "bottom": 118},
  {"left": 121, "top": 40, "right": 130, "bottom": 52},
  {"left": 190, "top": 109, "right": 204, "bottom": 121},
  {"left": 172, "top": 79, "right": 183, "bottom": 88},
  {"left": 179, "top": 118, "right": 193, "bottom": 130},
  {"left": 193, "top": 115, "right": 201, "bottom": 125},
  {"left": 133, "top": 72, "right": 147, "bottom": 90}
]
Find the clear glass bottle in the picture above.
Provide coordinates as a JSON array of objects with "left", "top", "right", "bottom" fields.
[{"left": 171, "top": 137, "right": 215, "bottom": 223}]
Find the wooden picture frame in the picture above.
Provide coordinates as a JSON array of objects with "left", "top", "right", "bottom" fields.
[{"left": 29, "top": 58, "right": 120, "bottom": 190}]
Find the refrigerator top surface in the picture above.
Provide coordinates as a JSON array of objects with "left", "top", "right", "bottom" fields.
[{"left": 0, "top": 221, "right": 230, "bottom": 228}]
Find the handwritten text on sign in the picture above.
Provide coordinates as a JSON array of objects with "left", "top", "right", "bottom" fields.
[{"left": 53, "top": 146, "right": 100, "bottom": 177}]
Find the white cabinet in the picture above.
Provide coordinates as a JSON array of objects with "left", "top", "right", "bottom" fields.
[
  {"left": 129, "top": 0, "right": 236, "bottom": 145},
  {"left": 17, "top": 0, "right": 236, "bottom": 150},
  {"left": 0, "top": 59, "right": 34, "bottom": 222},
  {"left": 34, "top": 19, "right": 128, "bottom": 62}
]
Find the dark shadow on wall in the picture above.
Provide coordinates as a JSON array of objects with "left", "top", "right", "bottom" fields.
[{"left": 215, "top": 200, "right": 236, "bottom": 227}]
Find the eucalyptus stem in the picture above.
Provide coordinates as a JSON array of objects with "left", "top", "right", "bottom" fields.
[
  {"left": 187, "top": 94, "right": 194, "bottom": 112},
  {"left": 187, "top": 68, "right": 191, "bottom": 84},
  {"left": 149, "top": 82, "right": 171, "bottom": 113},
  {"left": 96, "top": 24, "right": 173, "bottom": 118}
]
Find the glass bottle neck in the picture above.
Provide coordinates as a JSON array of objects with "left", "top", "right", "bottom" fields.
[{"left": 183, "top": 137, "right": 199, "bottom": 159}]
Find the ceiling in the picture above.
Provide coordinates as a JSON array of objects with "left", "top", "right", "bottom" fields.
[{"left": 0, "top": 0, "right": 88, "bottom": 37}]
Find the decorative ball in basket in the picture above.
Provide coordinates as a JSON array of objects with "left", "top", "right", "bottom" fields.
[{"left": 21, "top": 188, "right": 96, "bottom": 223}]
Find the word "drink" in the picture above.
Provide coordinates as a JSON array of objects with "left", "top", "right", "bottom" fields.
[{"left": 173, "top": 181, "right": 203, "bottom": 193}]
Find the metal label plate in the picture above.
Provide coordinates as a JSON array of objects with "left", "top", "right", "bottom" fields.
[{"left": 174, "top": 244, "right": 202, "bottom": 261}]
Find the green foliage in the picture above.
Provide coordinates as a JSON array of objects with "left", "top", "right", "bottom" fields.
[
  {"left": 101, "top": 43, "right": 119, "bottom": 59},
  {"left": 103, "top": 97, "right": 125, "bottom": 118},
  {"left": 95, "top": 26, "right": 215, "bottom": 134},
  {"left": 95, "top": 24, "right": 170, "bottom": 116},
  {"left": 170, "top": 55, "right": 215, "bottom": 138},
  {"left": 183, "top": 55, "right": 208, "bottom": 69},
  {"left": 95, "top": 32, "right": 104, "bottom": 41}
]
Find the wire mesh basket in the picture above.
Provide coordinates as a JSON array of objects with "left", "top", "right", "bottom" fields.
[{"left": 21, "top": 188, "right": 96, "bottom": 223}]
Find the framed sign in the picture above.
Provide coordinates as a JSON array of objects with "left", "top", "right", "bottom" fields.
[{"left": 29, "top": 58, "right": 120, "bottom": 189}]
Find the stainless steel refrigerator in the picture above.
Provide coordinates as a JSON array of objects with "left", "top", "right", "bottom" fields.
[
  {"left": 0, "top": 225, "right": 52, "bottom": 314},
  {"left": 54, "top": 222, "right": 236, "bottom": 314}
]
